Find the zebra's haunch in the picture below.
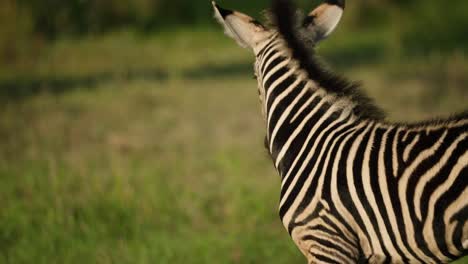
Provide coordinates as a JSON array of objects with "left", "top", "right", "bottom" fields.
[{"left": 213, "top": 0, "right": 468, "bottom": 262}]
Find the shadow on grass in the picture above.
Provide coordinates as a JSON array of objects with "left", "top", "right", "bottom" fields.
[
  {"left": 0, "top": 69, "right": 169, "bottom": 102},
  {"left": 0, "top": 62, "right": 254, "bottom": 102},
  {"left": 182, "top": 62, "right": 253, "bottom": 80},
  {"left": 1, "top": 51, "right": 389, "bottom": 103}
]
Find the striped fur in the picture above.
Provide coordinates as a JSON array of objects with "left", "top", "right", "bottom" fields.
[
  {"left": 215, "top": 0, "right": 468, "bottom": 262},
  {"left": 265, "top": 1, "right": 468, "bottom": 262}
]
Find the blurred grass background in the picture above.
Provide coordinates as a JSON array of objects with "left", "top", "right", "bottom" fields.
[{"left": 0, "top": 0, "right": 467, "bottom": 263}]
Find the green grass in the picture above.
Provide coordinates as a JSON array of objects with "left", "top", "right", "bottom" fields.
[
  {"left": 0, "top": 29, "right": 467, "bottom": 263},
  {"left": 0, "top": 78, "right": 302, "bottom": 263}
]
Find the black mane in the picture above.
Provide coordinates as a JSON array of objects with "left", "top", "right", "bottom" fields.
[{"left": 272, "top": 0, "right": 386, "bottom": 120}]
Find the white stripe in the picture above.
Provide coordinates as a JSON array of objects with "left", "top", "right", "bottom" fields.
[
  {"left": 377, "top": 127, "right": 418, "bottom": 261},
  {"left": 268, "top": 82, "right": 306, "bottom": 151},
  {"left": 403, "top": 130, "right": 411, "bottom": 142},
  {"left": 313, "top": 243, "right": 354, "bottom": 264},
  {"left": 261, "top": 48, "right": 286, "bottom": 77},
  {"left": 362, "top": 124, "right": 403, "bottom": 261},
  {"left": 262, "top": 59, "right": 290, "bottom": 88},
  {"left": 254, "top": 34, "right": 279, "bottom": 57},
  {"left": 311, "top": 229, "right": 356, "bottom": 259},
  {"left": 392, "top": 128, "right": 402, "bottom": 177},
  {"left": 423, "top": 150, "right": 468, "bottom": 262},
  {"left": 293, "top": 114, "right": 352, "bottom": 222},
  {"left": 444, "top": 187, "right": 468, "bottom": 256},
  {"left": 403, "top": 134, "right": 420, "bottom": 162},
  {"left": 346, "top": 122, "right": 384, "bottom": 256},
  {"left": 259, "top": 41, "right": 281, "bottom": 65},
  {"left": 279, "top": 104, "right": 350, "bottom": 208},
  {"left": 414, "top": 133, "right": 467, "bottom": 221},
  {"left": 280, "top": 106, "right": 346, "bottom": 223},
  {"left": 330, "top": 122, "right": 372, "bottom": 258},
  {"left": 309, "top": 246, "right": 351, "bottom": 264},
  {"left": 274, "top": 97, "right": 329, "bottom": 169},
  {"left": 321, "top": 211, "right": 359, "bottom": 252},
  {"left": 279, "top": 92, "right": 323, "bottom": 188},
  {"left": 290, "top": 88, "right": 325, "bottom": 123},
  {"left": 398, "top": 131, "right": 448, "bottom": 263}
]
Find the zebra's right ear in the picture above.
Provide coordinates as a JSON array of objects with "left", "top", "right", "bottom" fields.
[
  {"left": 303, "top": 0, "right": 345, "bottom": 43},
  {"left": 212, "top": 1, "right": 267, "bottom": 50}
]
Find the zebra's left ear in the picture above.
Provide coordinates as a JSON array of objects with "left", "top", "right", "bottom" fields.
[
  {"left": 303, "top": 0, "right": 345, "bottom": 43},
  {"left": 212, "top": 1, "right": 267, "bottom": 50}
]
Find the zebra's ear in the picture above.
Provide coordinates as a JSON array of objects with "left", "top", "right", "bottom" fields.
[
  {"left": 303, "top": 0, "right": 345, "bottom": 43},
  {"left": 212, "top": 1, "right": 267, "bottom": 50}
]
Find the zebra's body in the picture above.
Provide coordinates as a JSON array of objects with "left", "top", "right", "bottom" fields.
[
  {"left": 257, "top": 33, "right": 468, "bottom": 264},
  {"left": 213, "top": 0, "right": 468, "bottom": 262}
]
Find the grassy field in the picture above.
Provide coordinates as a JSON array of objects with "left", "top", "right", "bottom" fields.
[{"left": 0, "top": 28, "right": 467, "bottom": 263}]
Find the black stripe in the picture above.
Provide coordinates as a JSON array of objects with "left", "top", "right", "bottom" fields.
[
  {"left": 260, "top": 47, "right": 280, "bottom": 74},
  {"left": 299, "top": 221, "right": 358, "bottom": 259},
  {"left": 405, "top": 129, "right": 445, "bottom": 164},
  {"left": 352, "top": 123, "right": 391, "bottom": 258},
  {"left": 450, "top": 204, "right": 468, "bottom": 253},
  {"left": 313, "top": 253, "right": 341, "bottom": 264},
  {"left": 384, "top": 128, "right": 426, "bottom": 263},
  {"left": 424, "top": 138, "right": 467, "bottom": 260},
  {"left": 274, "top": 95, "right": 323, "bottom": 176},
  {"left": 434, "top": 166, "right": 468, "bottom": 260},
  {"left": 266, "top": 75, "right": 297, "bottom": 109},
  {"left": 321, "top": 214, "right": 359, "bottom": 249},
  {"left": 405, "top": 129, "right": 463, "bottom": 261},
  {"left": 257, "top": 38, "right": 278, "bottom": 60},
  {"left": 293, "top": 116, "right": 357, "bottom": 222},
  {"left": 276, "top": 101, "right": 331, "bottom": 175},
  {"left": 267, "top": 81, "right": 306, "bottom": 132},
  {"left": 417, "top": 129, "right": 465, "bottom": 221},
  {"left": 279, "top": 116, "right": 352, "bottom": 195},
  {"left": 369, "top": 127, "right": 407, "bottom": 260},
  {"left": 279, "top": 104, "right": 335, "bottom": 221},
  {"left": 335, "top": 125, "right": 374, "bottom": 252},
  {"left": 302, "top": 235, "right": 354, "bottom": 262},
  {"left": 280, "top": 120, "right": 355, "bottom": 223},
  {"left": 262, "top": 55, "right": 285, "bottom": 77},
  {"left": 264, "top": 66, "right": 290, "bottom": 93}
]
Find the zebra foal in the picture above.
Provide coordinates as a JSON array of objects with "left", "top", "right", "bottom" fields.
[{"left": 213, "top": 0, "right": 468, "bottom": 263}]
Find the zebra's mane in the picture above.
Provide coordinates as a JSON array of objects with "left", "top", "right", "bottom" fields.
[
  {"left": 272, "top": 0, "right": 386, "bottom": 121},
  {"left": 393, "top": 110, "right": 468, "bottom": 128}
]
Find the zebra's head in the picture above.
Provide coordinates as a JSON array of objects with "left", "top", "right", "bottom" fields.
[{"left": 212, "top": 0, "right": 345, "bottom": 53}]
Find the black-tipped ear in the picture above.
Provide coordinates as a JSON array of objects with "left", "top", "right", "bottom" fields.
[
  {"left": 212, "top": 1, "right": 268, "bottom": 50},
  {"left": 213, "top": 2, "right": 233, "bottom": 18},
  {"left": 325, "top": 0, "right": 345, "bottom": 9}
]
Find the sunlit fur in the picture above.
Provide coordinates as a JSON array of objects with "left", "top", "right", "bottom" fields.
[{"left": 214, "top": 0, "right": 468, "bottom": 263}]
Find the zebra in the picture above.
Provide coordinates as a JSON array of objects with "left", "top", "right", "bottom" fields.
[{"left": 212, "top": 0, "right": 468, "bottom": 263}]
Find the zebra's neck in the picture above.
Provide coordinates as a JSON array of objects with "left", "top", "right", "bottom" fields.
[{"left": 255, "top": 39, "right": 364, "bottom": 178}]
